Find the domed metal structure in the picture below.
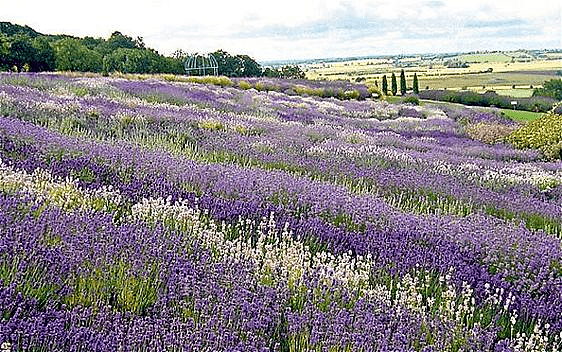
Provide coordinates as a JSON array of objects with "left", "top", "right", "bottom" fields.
[{"left": 184, "top": 53, "right": 218, "bottom": 76}]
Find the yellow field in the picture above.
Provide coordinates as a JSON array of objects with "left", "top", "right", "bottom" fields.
[{"left": 305, "top": 57, "right": 562, "bottom": 95}]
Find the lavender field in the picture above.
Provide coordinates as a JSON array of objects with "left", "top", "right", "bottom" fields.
[{"left": 1, "top": 72, "right": 562, "bottom": 351}]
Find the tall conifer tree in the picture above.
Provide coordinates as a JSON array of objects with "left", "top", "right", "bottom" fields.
[
  {"left": 391, "top": 73, "right": 397, "bottom": 96},
  {"left": 413, "top": 73, "right": 419, "bottom": 94},
  {"left": 382, "top": 75, "right": 388, "bottom": 95},
  {"left": 400, "top": 69, "right": 406, "bottom": 95}
]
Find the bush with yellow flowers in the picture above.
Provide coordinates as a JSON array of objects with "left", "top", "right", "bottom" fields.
[{"left": 506, "top": 113, "right": 562, "bottom": 159}]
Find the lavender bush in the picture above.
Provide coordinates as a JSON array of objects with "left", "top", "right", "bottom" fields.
[{"left": 1, "top": 73, "right": 562, "bottom": 351}]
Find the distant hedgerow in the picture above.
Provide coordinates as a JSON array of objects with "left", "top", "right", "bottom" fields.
[{"left": 419, "top": 89, "right": 556, "bottom": 113}]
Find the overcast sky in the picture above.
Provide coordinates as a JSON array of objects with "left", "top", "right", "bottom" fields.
[{"left": 3, "top": 0, "right": 561, "bottom": 62}]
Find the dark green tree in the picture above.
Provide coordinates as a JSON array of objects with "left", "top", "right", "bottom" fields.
[
  {"left": 0, "top": 33, "right": 9, "bottom": 69},
  {"left": 413, "top": 73, "right": 419, "bottom": 94},
  {"left": 211, "top": 49, "right": 239, "bottom": 76},
  {"left": 107, "top": 31, "right": 137, "bottom": 50},
  {"left": 31, "top": 37, "right": 56, "bottom": 71},
  {"left": 9, "top": 39, "right": 38, "bottom": 71},
  {"left": 263, "top": 67, "right": 280, "bottom": 78},
  {"left": 0, "top": 22, "right": 41, "bottom": 37},
  {"left": 382, "top": 75, "right": 388, "bottom": 95},
  {"left": 237, "top": 54, "right": 262, "bottom": 77},
  {"left": 391, "top": 73, "right": 397, "bottom": 96},
  {"left": 280, "top": 65, "right": 305, "bottom": 79},
  {"left": 210, "top": 50, "right": 262, "bottom": 77},
  {"left": 82, "top": 36, "right": 104, "bottom": 50},
  {"left": 533, "top": 79, "right": 562, "bottom": 100},
  {"left": 400, "top": 69, "right": 406, "bottom": 95},
  {"left": 103, "top": 47, "right": 173, "bottom": 74},
  {"left": 54, "top": 38, "right": 102, "bottom": 72}
]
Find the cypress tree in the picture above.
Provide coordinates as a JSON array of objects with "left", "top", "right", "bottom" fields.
[
  {"left": 382, "top": 75, "right": 388, "bottom": 95},
  {"left": 413, "top": 73, "right": 419, "bottom": 94},
  {"left": 391, "top": 73, "right": 397, "bottom": 96},
  {"left": 400, "top": 69, "right": 406, "bottom": 95}
]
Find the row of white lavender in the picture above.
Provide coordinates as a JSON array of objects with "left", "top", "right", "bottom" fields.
[{"left": 1, "top": 158, "right": 559, "bottom": 351}]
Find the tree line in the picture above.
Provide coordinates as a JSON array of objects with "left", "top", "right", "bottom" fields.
[
  {"left": 381, "top": 69, "right": 419, "bottom": 96},
  {"left": 0, "top": 22, "right": 304, "bottom": 79}
]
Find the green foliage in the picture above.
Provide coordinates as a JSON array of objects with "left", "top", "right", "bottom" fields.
[
  {"left": 0, "top": 22, "right": 185, "bottom": 74},
  {"left": 413, "top": 73, "right": 419, "bottom": 94},
  {"left": 391, "top": 72, "right": 397, "bottom": 96},
  {"left": 239, "top": 54, "right": 262, "bottom": 77},
  {"left": 103, "top": 48, "right": 165, "bottom": 74},
  {"left": 9, "top": 39, "right": 38, "bottom": 71},
  {"left": 53, "top": 38, "right": 103, "bottom": 72},
  {"left": 0, "top": 22, "right": 42, "bottom": 37},
  {"left": 533, "top": 79, "right": 562, "bottom": 100},
  {"left": 184, "top": 75, "right": 233, "bottom": 86},
  {"left": 211, "top": 49, "right": 262, "bottom": 77},
  {"left": 382, "top": 75, "right": 388, "bottom": 95},
  {"left": 368, "top": 85, "right": 381, "bottom": 98},
  {"left": 402, "top": 95, "right": 419, "bottom": 105},
  {"left": 64, "top": 260, "right": 161, "bottom": 315},
  {"left": 32, "top": 36, "right": 56, "bottom": 71},
  {"left": 506, "top": 113, "right": 562, "bottom": 159},
  {"left": 400, "top": 69, "right": 406, "bottom": 95},
  {"left": 280, "top": 65, "right": 306, "bottom": 79},
  {"left": 263, "top": 67, "right": 280, "bottom": 78},
  {"left": 107, "top": 31, "right": 138, "bottom": 50},
  {"left": 238, "top": 80, "right": 252, "bottom": 90}
]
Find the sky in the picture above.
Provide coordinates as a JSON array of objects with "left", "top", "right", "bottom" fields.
[{"left": 2, "top": 0, "right": 561, "bottom": 62}]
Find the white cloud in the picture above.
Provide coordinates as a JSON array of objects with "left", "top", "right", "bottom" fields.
[{"left": 2, "top": 0, "right": 561, "bottom": 60}]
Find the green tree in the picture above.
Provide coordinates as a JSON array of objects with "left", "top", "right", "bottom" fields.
[
  {"left": 0, "top": 22, "right": 41, "bottom": 37},
  {"left": 103, "top": 48, "right": 166, "bottom": 74},
  {"left": 400, "top": 69, "right": 406, "bottom": 95},
  {"left": 210, "top": 50, "right": 262, "bottom": 77},
  {"left": 391, "top": 72, "right": 397, "bottom": 96},
  {"left": 211, "top": 49, "right": 239, "bottom": 76},
  {"left": 0, "top": 33, "right": 9, "bottom": 70},
  {"left": 82, "top": 36, "right": 104, "bottom": 50},
  {"left": 280, "top": 65, "right": 305, "bottom": 79},
  {"left": 533, "top": 79, "right": 562, "bottom": 100},
  {"left": 237, "top": 54, "right": 262, "bottom": 77},
  {"left": 9, "top": 39, "right": 38, "bottom": 71},
  {"left": 382, "top": 75, "right": 388, "bottom": 95},
  {"left": 31, "top": 36, "right": 56, "bottom": 71},
  {"left": 107, "top": 31, "right": 137, "bottom": 50},
  {"left": 54, "top": 38, "right": 102, "bottom": 72},
  {"left": 413, "top": 73, "right": 419, "bottom": 94},
  {"left": 263, "top": 67, "right": 280, "bottom": 78}
]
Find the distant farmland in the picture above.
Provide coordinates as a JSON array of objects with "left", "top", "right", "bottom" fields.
[{"left": 306, "top": 54, "right": 562, "bottom": 97}]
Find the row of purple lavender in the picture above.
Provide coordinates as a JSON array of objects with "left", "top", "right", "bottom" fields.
[{"left": 1, "top": 72, "right": 561, "bottom": 351}]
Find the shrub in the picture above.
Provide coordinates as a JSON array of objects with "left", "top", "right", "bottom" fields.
[
  {"left": 466, "top": 122, "right": 518, "bottom": 144},
  {"left": 506, "top": 113, "right": 562, "bottom": 159},
  {"left": 238, "top": 80, "right": 252, "bottom": 90},
  {"left": 402, "top": 95, "right": 419, "bottom": 105},
  {"left": 343, "top": 90, "right": 360, "bottom": 100},
  {"left": 368, "top": 85, "right": 381, "bottom": 98},
  {"left": 199, "top": 119, "right": 224, "bottom": 131}
]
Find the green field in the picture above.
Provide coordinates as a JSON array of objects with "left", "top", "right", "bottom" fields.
[
  {"left": 417, "top": 72, "right": 555, "bottom": 91},
  {"left": 499, "top": 109, "right": 544, "bottom": 122}
]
